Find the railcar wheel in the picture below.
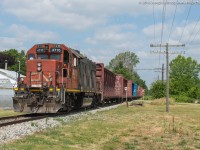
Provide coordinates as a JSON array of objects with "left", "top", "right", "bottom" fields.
[{"left": 30, "top": 101, "right": 39, "bottom": 113}]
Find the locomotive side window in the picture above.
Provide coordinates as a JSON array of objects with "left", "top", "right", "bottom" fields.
[
  {"left": 37, "top": 54, "right": 48, "bottom": 59},
  {"left": 28, "top": 54, "right": 35, "bottom": 60},
  {"left": 64, "top": 50, "right": 69, "bottom": 63},
  {"left": 50, "top": 54, "right": 61, "bottom": 60},
  {"left": 63, "top": 69, "right": 67, "bottom": 77}
]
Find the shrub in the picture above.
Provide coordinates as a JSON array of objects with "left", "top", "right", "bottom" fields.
[
  {"left": 143, "top": 96, "right": 153, "bottom": 100},
  {"left": 173, "top": 94, "right": 195, "bottom": 103},
  {"left": 150, "top": 80, "right": 165, "bottom": 99},
  {"left": 150, "top": 98, "right": 175, "bottom": 105},
  {"left": 187, "top": 86, "right": 200, "bottom": 99}
]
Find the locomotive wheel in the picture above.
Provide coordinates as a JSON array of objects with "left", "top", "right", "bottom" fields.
[
  {"left": 91, "top": 96, "right": 98, "bottom": 108},
  {"left": 74, "top": 95, "right": 83, "bottom": 109},
  {"left": 65, "top": 94, "right": 74, "bottom": 112}
]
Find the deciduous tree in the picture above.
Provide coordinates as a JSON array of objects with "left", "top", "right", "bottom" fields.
[
  {"left": 108, "top": 51, "right": 147, "bottom": 90},
  {"left": 0, "top": 49, "right": 26, "bottom": 75},
  {"left": 150, "top": 80, "right": 165, "bottom": 99},
  {"left": 169, "top": 55, "right": 200, "bottom": 99},
  {"left": 107, "top": 51, "right": 139, "bottom": 72}
]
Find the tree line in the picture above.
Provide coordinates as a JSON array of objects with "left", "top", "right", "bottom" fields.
[
  {"left": 150, "top": 55, "right": 200, "bottom": 102},
  {"left": 0, "top": 49, "right": 26, "bottom": 75}
]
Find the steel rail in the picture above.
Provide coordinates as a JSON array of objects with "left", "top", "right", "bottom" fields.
[{"left": 0, "top": 114, "right": 51, "bottom": 128}]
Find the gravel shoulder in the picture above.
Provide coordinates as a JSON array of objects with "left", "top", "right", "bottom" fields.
[{"left": 0, "top": 104, "right": 120, "bottom": 144}]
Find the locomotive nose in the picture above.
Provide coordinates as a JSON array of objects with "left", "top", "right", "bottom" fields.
[{"left": 26, "top": 60, "right": 59, "bottom": 88}]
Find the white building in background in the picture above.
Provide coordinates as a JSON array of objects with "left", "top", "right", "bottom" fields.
[{"left": 0, "top": 69, "right": 25, "bottom": 109}]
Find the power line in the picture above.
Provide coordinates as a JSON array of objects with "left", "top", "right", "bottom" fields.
[
  {"left": 153, "top": 0, "right": 156, "bottom": 44},
  {"left": 152, "top": 0, "right": 158, "bottom": 79},
  {"left": 189, "top": 30, "right": 200, "bottom": 45},
  {"left": 168, "top": 0, "right": 178, "bottom": 42},
  {"left": 179, "top": 4, "right": 192, "bottom": 43},
  {"left": 161, "top": 0, "right": 166, "bottom": 45},
  {"left": 158, "top": 0, "right": 167, "bottom": 75},
  {"left": 187, "top": 16, "right": 200, "bottom": 45}
]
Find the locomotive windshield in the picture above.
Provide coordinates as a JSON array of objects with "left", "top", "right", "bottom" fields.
[
  {"left": 37, "top": 54, "right": 48, "bottom": 59},
  {"left": 50, "top": 54, "right": 61, "bottom": 60},
  {"left": 36, "top": 46, "right": 62, "bottom": 60},
  {"left": 28, "top": 54, "right": 35, "bottom": 60}
]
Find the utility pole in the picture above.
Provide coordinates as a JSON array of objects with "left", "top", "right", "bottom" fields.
[
  {"left": 5, "top": 60, "right": 8, "bottom": 70},
  {"left": 18, "top": 60, "right": 20, "bottom": 72},
  {"left": 162, "top": 64, "right": 164, "bottom": 81},
  {"left": 150, "top": 43, "right": 185, "bottom": 112}
]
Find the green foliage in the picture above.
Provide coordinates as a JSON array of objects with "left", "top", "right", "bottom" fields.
[
  {"left": 113, "top": 61, "right": 133, "bottom": 80},
  {"left": 173, "top": 94, "right": 195, "bottom": 103},
  {"left": 107, "top": 51, "right": 147, "bottom": 90},
  {"left": 107, "top": 51, "right": 139, "bottom": 73},
  {"left": 0, "top": 52, "right": 15, "bottom": 68},
  {"left": 143, "top": 96, "right": 153, "bottom": 100},
  {"left": 0, "top": 49, "right": 26, "bottom": 75},
  {"left": 187, "top": 86, "right": 200, "bottom": 99},
  {"left": 150, "top": 80, "right": 165, "bottom": 99},
  {"left": 169, "top": 55, "right": 200, "bottom": 101}
]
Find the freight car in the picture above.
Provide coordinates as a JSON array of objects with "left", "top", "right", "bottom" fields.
[
  {"left": 13, "top": 43, "right": 144, "bottom": 113},
  {"left": 96, "top": 63, "right": 116, "bottom": 103},
  {"left": 95, "top": 64, "right": 143, "bottom": 103}
]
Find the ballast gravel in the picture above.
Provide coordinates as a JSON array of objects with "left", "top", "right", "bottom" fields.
[{"left": 0, "top": 104, "right": 120, "bottom": 144}]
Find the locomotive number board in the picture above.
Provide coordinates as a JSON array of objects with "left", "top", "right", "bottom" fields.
[
  {"left": 50, "top": 48, "right": 62, "bottom": 53},
  {"left": 36, "top": 48, "right": 45, "bottom": 53}
]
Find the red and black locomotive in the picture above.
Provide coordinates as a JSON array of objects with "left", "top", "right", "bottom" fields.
[{"left": 13, "top": 43, "right": 144, "bottom": 113}]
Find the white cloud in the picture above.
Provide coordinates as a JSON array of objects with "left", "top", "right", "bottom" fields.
[
  {"left": 85, "top": 24, "right": 137, "bottom": 48},
  {"left": 136, "top": 51, "right": 151, "bottom": 59},
  {"left": 0, "top": 37, "right": 24, "bottom": 50},
  {"left": 1, "top": 0, "right": 158, "bottom": 31},
  {"left": 7, "top": 24, "right": 59, "bottom": 42},
  {"left": 0, "top": 24, "right": 59, "bottom": 51}
]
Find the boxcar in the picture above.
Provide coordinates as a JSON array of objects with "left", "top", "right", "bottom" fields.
[
  {"left": 96, "top": 63, "right": 116, "bottom": 103},
  {"left": 127, "top": 80, "right": 133, "bottom": 98},
  {"left": 132, "top": 83, "right": 138, "bottom": 96}
]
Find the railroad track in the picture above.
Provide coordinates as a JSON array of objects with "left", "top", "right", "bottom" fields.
[
  {"left": 0, "top": 114, "right": 53, "bottom": 128},
  {"left": 0, "top": 101, "right": 124, "bottom": 128}
]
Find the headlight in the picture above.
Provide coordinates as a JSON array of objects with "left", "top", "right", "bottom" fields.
[
  {"left": 37, "top": 62, "right": 42, "bottom": 67},
  {"left": 37, "top": 66, "right": 41, "bottom": 71}
]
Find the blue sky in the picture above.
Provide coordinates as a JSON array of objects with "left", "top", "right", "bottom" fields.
[{"left": 0, "top": 0, "right": 200, "bottom": 87}]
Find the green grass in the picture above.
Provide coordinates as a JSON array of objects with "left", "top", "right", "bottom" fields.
[
  {"left": 2, "top": 101, "right": 200, "bottom": 150},
  {"left": 0, "top": 109, "right": 23, "bottom": 117}
]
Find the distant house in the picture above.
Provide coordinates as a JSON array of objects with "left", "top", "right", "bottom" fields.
[{"left": 0, "top": 69, "right": 25, "bottom": 109}]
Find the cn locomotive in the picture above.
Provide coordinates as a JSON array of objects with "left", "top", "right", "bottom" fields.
[{"left": 13, "top": 43, "right": 144, "bottom": 113}]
